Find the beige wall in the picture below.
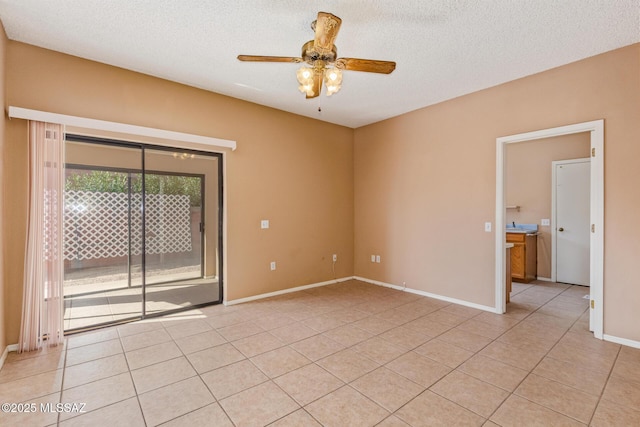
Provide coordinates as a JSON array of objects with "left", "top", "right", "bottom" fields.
[
  {"left": 3, "top": 42, "right": 355, "bottom": 343},
  {"left": 0, "top": 21, "right": 7, "bottom": 353},
  {"left": 355, "top": 44, "right": 640, "bottom": 341},
  {"left": 506, "top": 133, "right": 591, "bottom": 278},
  {"left": 3, "top": 38, "right": 640, "bottom": 346}
]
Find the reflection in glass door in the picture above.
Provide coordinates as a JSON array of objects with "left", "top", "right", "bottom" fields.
[
  {"left": 62, "top": 137, "right": 222, "bottom": 332},
  {"left": 63, "top": 141, "right": 144, "bottom": 330},
  {"left": 143, "top": 148, "right": 220, "bottom": 316},
  {"left": 138, "top": 171, "right": 203, "bottom": 286}
]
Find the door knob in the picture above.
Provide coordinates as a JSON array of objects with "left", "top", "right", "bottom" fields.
[{"left": 558, "top": 227, "right": 564, "bottom": 232}]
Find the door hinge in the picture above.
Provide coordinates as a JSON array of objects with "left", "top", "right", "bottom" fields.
[
  {"left": 591, "top": 148, "right": 596, "bottom": 157},
  {"left": 591, "top": 299, "right": 595, "bottom": 309},
  {"left": 199, "top": 223, "right": 205, "bottom": 233},
  {"left": 591, "top": 224, "right": 595, "bottom": 233}
]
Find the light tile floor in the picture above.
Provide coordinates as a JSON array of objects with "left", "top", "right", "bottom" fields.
[
  {"left": 1, "top": 279, "right": 639, "bottom": 426},
  {"left": 64, "top": 277, "right": 220, "bottom": 330}
]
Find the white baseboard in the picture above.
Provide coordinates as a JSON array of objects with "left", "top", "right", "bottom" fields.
[
  {"left": 0, "top": 344, "right": 19, "bottom": 370},
  {"left": 354, "top": 276, "right": 500, "bottom": 314},
  {"left": 535, "top": 276, "right": 553, "bottom": 282},
  {"left": 603, "top": 334, "right": 640, "bottom": 349},
  {"left": 224, "top": 275, "right": 498, "bottom": 315},
  {"left": 224, "top": 276, "right": 355, "bottom": 306},
  {"left": 353, "top": 276, "right": 405, "bottom": 291},
  {"left": 0, "top": 346, "right": 8, "bottom": 370}
]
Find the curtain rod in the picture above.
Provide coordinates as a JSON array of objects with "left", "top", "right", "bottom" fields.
[{"left": 7, "top": 106, "right": 237, "bottom": 151}]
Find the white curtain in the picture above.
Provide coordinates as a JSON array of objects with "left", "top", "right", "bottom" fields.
[{"left": 19, "top": 121, "right": 65, "bottom": 352}]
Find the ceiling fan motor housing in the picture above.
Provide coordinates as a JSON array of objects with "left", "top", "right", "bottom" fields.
[{"left": 302, "top": 40, "right": 337, "bottom": 64}]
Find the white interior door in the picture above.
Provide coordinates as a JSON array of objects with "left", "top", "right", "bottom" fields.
[{"left": 555, "top": 159, "right": 590, "bottom": 286}]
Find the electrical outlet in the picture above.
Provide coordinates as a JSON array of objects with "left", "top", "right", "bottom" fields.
[
  {"left": 541, "top": 219, "right": 550, "bottom": 226},
  {"left": 261, "top": 220, "right": 269, "bottom": 229},
  {"left": 270, "top": 261, "right": 276, "bottom": 270},
  {"left": 371, "top": 255, "right": 376, "bottom": 263},
  {"left": 375, "top": 255, "right": 381, "bottom": 263},
  {"left": 332, "top": 254, "right": 337, "bottom": 262},
  {"left": 485, "top": 222, "right": 492, "bottom": 232}
]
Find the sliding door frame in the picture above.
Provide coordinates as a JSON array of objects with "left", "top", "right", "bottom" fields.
[{"left": 64, "top": 134, "right": 224, "bottom": 331}]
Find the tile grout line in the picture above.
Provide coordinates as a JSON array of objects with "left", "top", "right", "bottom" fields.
[
  {"left": 5, "top": 279, "right": 625, "bottom": 426},
  {"left": 187, "top": 293, "right": 433, "bottom": 423},
  {"left": 585, "top": 342, "right": 623, "bottom": 425},
  {"left": 118, "top": 330, "right": 149, "bottom": 427},
  {"left": 383, "top": 282, "right": 584, "bottom": 425},
  {"left": 232, "top": 282, "right": 590, "bottom": 424},
  {"left": 172, "top": 323, "right": 237, "bottom": 427},
  {"left": 196, "top": 288, "right": 502, "bottom": 424},
  {"left": 482, "top": 283, "right": 595, "bottom": 425},
  {"left": 58, "top": 326, "right": 153, "bottom": 425},
  {"left": 276, "top": 299, "right": 500, "bottom": 424},
  {"left": 56, "top": 344, "right": 68, "bottom": 426},
  {"left": 390, "top": 303, "right": 534, "bottom": 424}
]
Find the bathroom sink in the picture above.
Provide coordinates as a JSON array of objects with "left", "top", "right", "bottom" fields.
[{"left": 506, "top": 224, "right": 538, "bottom": 234}]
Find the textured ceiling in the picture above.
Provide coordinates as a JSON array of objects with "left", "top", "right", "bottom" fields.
[{"left": 0, "top": 1, "right": 639, "bottom": 128}]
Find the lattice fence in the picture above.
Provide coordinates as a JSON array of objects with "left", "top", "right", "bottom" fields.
[{"left": 63, "top": 191, "right": 192, "bottom": 261}]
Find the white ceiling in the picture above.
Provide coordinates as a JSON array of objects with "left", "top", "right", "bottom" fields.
[{"left": 0, "top": 1, "right": 638, "bottom": 128}]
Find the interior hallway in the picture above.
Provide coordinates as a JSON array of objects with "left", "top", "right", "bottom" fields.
[{"left": 0, "top": 279, "right": 638, "bottom": 426}]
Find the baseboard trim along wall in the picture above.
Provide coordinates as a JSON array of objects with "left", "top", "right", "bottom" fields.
[
  {"left": 356, "top": 278, "right": 640, "bottom": 347},
  {"left": 603, "top": 334, "right": 640, "bottom": 349},
  {"left": 354, "top": 276, "right": 500, "bottom": 314},
  {"left": 0, "top": 346, "right": 8, "bottom": 371},
  {"left": 224, "top": 276, "right": 354, "bottom": 306},
  {"left": 225, "top": 275, "right": 498, "bottom": 314},
  {"left": 535, "top": 276, "right": 553, "bottom": 282},
  {"left": 0, "top": 344, "right": 19, "bottom": 370},
  {"left": 353, "top": 276, "right": 405, "bottom": 291}
]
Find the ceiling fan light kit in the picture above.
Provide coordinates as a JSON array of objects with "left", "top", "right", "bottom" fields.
[
  {"left": 324, "top": 68, "right": 342, "bottom": 96},
  {"left": 296, "top": 67, "right": 314, "bottom": 96},
  {"left": 297, "top": 65, "right": 342, "bottom": 97},
  {"left": 238, "top": 12, "right": 395, "bottom": 99}
]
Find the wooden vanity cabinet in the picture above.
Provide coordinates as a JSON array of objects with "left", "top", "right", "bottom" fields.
[{"left": 506, "top": 233, "right": 537, "bottom": 283}]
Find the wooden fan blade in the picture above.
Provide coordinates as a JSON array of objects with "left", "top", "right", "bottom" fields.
[
  {"left": 314, "top": 12, "right": 342, "bottom": 54},
  {"left": 335, "top": 58, "right": 396, "bottom": 74},
  {"left": 306, "top": 70, "right": 322, "bottom": 99},
  {"left": 237, "top": 55, "right": 303, "bottom": 63}
]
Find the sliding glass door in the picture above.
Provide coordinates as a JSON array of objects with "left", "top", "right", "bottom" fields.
[
  {"left": 63, "top": 136, "right": 222, "bottom": 331},
  {"left": 143, "top": 148, "right": 220, "bottom": 315}
]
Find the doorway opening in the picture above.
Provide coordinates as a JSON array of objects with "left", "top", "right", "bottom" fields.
[
  {"left": 62, "top": 135, "right": 223, "bottom": 331},
  {"left": 495, "top": 120, "right": 604, "bottom": 338}
]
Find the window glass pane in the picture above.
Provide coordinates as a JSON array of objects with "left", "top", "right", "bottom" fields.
[{"left": 63, "top": 141, "right": 143, "bottom": 330}]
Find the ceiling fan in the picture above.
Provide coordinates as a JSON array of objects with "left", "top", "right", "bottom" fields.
[{"left": 237, "top": 12, "right": 396, "bottom": 98}]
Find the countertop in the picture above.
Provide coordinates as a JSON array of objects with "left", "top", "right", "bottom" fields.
[
  {"left": 506, "top": 229, "right": 539, "bottom": 235},
  {"left": 506, "top": 223, "right": 539, "bottom": 235}
]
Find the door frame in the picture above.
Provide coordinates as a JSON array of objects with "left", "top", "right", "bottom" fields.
[
  {"left": 551, "top": 158, "right": 590, "bottom": 284},
  {"left": 495, "top": 120, "right": 604, "bottom": 339},
  {"left": 63, "top": 134, "right": 226, "bottom": 332}
]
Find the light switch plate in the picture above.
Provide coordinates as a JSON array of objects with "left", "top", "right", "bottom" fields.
[
  {"left": 261, "top": 220, "right": 269, "bottom": 229},
  {"left": 541, "top": 219, "right": 550, "bottom": 226},
  {"left": 375, "top": 255, "right": 381, "bottom": 263},
  {"left": 371, "top": 255, "right": 376, "bottom": 263},
  {"left": 485, "top": 222, "right": 492, "bottom": 232},
  {"left": 270, "top": 261, "right": 276, "bottom": 270}
]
